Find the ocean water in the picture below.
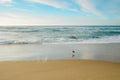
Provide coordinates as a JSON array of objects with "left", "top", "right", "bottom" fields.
[
  {"left": 0, "top": 26, "right": 120, "bottom": 44},
  {"left": 0, "top": 26, "right": 120, "bottom": 62}
]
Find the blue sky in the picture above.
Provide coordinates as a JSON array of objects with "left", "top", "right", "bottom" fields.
[{"left": 0, "top": 0, "right": 120, "bottom": 26}]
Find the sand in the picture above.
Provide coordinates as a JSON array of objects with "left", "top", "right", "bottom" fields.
[{"left": 0, "top": 60, "right": 120, "bottom": 80}]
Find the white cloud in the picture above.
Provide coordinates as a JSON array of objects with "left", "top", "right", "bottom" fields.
[
  {"left": 27, "top": 0, "right": 78, "bottom": 11},
  {"left": 74, "top": 0, "right": 106, "bottom": 18},
  {"left": 0, "top": 0, "right": 12, "bottom": 4}
]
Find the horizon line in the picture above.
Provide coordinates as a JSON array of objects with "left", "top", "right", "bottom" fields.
[{"left": 0, "top": 25, "right": 120, "bottom": 27}]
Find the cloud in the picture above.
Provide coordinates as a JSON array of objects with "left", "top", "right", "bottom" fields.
[
  {"left": 74, "top": 0, "right": 106, "bottom": 18},
  {"left": 0, "top": 0, "right": 13, "bottom": 4},
  {"left": 27, "top": 0, "right": 78, "bottom": 11}
]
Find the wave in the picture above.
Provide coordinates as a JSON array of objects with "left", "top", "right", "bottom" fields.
[
  {"left": 80, "top": 35, "right": 120, "bottom": 43},
  {"left": 0, "top": 35, "right": 120, "bottom": 45},
  {"left": 0, "top": 26, "right": 120, "bottom": 44}
]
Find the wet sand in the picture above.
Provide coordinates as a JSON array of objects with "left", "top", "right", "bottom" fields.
[
  {"left": 0, "top": 43, "right": 120, "bottom": 62},
  {"left": 0, "top": 60, "right": 120, "bottom": 80}
]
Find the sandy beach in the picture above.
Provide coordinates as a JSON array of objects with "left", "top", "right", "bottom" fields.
[
  {"left": 0, "top": 60, "right": 120, "bottom": 80},
  {"left": 0, "top": 43, "right": 120, "bottom": 80}
]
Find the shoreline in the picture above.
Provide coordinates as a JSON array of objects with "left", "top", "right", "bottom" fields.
[
  {"left": 0, "top": 59, "right": 120, "bottom": 63},
  {"left": 0, "top": 41, "right": 120, "bottom": 45},
  {"left": 0, "top": 43, "right": 120, "bottom": 62}
]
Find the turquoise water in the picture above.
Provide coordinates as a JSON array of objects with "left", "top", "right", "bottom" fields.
[{"left": 0, "top": 26, "right": 120, "bottom": 44}]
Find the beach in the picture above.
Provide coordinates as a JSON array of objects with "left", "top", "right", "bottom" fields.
[
  {"left": 0, "top": 60, "right": 120, "bottom": 80},
  {"left": 0, "top": 26, "right": 120, "bottom": 80},
  {"left": 0, "top": 0, "right": 120, "bottom": 79},
  {"left": 0, "top": 43, "right": 120, "bottom": 80}
]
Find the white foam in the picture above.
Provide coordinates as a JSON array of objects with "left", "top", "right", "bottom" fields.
[{"left": 43, "top": 35, "right": 120, "bottom": 44}]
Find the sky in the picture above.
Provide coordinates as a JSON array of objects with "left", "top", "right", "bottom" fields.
[{"left": 0, "top": 0, "right": 120, "bottom": 26}]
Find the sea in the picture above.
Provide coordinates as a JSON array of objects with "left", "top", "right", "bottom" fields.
[
  {"left": 0, "top": 26, "right": 120, "bottom": 44},
  {"left": 0, "top": 26, "right": 120, "bottom": 62}
]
